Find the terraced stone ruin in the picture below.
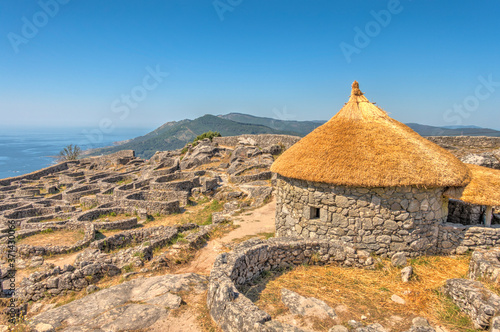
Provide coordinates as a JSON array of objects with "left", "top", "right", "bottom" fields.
[{"left": 0, "top": 126, "right": 499, "bottom": 331}]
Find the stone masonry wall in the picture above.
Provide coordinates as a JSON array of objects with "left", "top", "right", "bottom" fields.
[
  {"left": 213, "top": 134, "right": 302, "bottom": 149},
  {"left": 437, "top": 223, "right": 500, "bottom": 254},
  {"left": 207, "top": 237, "right": 374, "bottom": 332},
  {"left": 426, "top": 136, "right": 500, "bottom": 149},
  {"left": 275, "top": 175, "right": 448, "bottom": 257},
  {"left": 0, "top": 161, "right": 75, "bottom": 186}
]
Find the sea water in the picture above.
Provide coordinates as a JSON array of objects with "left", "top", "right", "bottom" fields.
[{"left": 0, "top": 127, "right": 149, "bottom": 180}]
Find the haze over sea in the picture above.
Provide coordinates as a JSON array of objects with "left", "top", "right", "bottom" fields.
[{"left": 0, "top": 127, "right": 149, "bottom": 180}]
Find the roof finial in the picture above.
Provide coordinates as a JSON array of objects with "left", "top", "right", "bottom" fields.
[{"left": 351, "top": 81, "right": 363, "bottom": 96}]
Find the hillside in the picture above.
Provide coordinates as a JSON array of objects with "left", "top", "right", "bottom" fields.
[
  {"left": 218, "top": 112, "right": 324, "bottom": 136},
  {"left": 87, "top": 114, "right": 297, "bottom": 159},
  {"left": 87, "top": 113, "right": 500, "bottom": 159},
  {"left": 406, "top": 123, "right": 500, "bottom": 137}
]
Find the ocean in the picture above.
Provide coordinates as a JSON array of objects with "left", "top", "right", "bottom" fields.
[{"left": 0, "top": 127, "right": 149, "bottom": 180}]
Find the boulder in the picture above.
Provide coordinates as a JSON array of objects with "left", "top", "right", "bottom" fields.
[
  {"left": 461, "top": 153, "right": 500, "bottom": 169},
  {"left": 391, "top": 252, "right": 407, "bottom": 267},
  {"left": 281, "top": 288, "right": 336, "bottom": 319}
]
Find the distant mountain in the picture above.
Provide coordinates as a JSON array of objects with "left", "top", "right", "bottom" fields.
[
  {"left": 441, "top": 125, "right": 483, "bottom": 129},
  {"left": 219, "top": 113, "right": 324, "bottom": 136},
  {"left": 87, "top": 114, "right": 298, "bottom": 159},
  {"left": 405, "top": 123, "right": 500, "bottom": 137},
  {"left": 87, "top": 113, "right": 500, "bottom": 159},
  {"left": 220, "top": 113, "right": 500, "bottom": 137}
]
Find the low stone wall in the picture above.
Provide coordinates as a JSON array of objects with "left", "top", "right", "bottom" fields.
[
  {"left": 0, "top": 161, "right": 74, "bottom": 186},
  {"left": 213, "top": 134, "right": 302, "bottom": 149},
  {"left": 23, "top": 212, "right": 74, "bottom": 225},
  {"left": 93, "top": 217, "right": 138, "bottom": 230},
  {"left": 3, "top": 222, "right": 96, "bottom": 259},
  {"left": 90, "top": 223, "right": 197, "bottom": 252},
  {"left": 447, "top": 199, "right": 487, "bottom": 225},
  {"left": 16, "top": 260, "right": 121, "bottom": 302},
  {"left": 444, "top": 278, "right": 500, "bottom": 329},
  {"left": 113, "top": 183, "right": 135, "bottom": 198},
  {"left": 79, "top": 195, "right": 100, "bottom": 208},
  {"left": 1, "top": 206, "right": 61, "bottom": 220},
  {"left": 427, "top": 136, "right": 500, "bottom": 149},
  {"left": 76, "top": 207, "right": 129, "bottom": 222},
  {"left": 230, "top": 168, "right": 272, "bottom": 184},
  {"left": 0, "top": 185, "right": 19, "bottom": 193},
  {"left": 14, "top": 187, "right": 40, "bottom": 197},
  {"left": 86, "top": 172, "right": 112, "bottom": 183},
  {"left": 437, "top": 223, "right": 500, "bottom": 254},
  {"left": 468, "top": 248, "right": 500, "bottom": 284},
  {"left": 121, "top": 194, "right": 180, "bottom": 215},
  {"left": 152, "top": 164, "right": 179, "bottom": 176},
  {"left": 207, "top": 237, "right": 373, "bottom": 331},
  {"left": 58, "top": 171, "right": 85, "bottom": 184},
  {"left": 151, "top": 172, "right": 201, "bottom": 192},
  {"left": 62, "top": 185, "right": 101, "bottom": 204},
  {"left": 19, "top": 219, "right": 70, "bottom": 231}
]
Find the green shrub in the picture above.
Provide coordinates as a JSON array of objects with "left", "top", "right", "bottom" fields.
[{"left": 192, "top": 131, "right": 221, "bottom": 147}]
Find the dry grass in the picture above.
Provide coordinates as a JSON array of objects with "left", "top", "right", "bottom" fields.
[
  {"left": 445, "top": 163, "right": 500, "bottom": 206},
  {"left": 194, "top": 291, "right": 223, "bottom": 332},
  {"left": 231, "top": 231, "right": 275, "bottom": 245},
  {"left": 96, "top": 213, "right": 133, "bottom": 222},
  {"left": 17, "top": 229, "right": 84, "bottom": 246},
  {"left": 98, "top": 228, "right": 126, "bottom": 237},
  {"left": 271, "top": 81, "right": 471, "bottom": 187},
  {"left": 39, "top": 217, "right": 68, "bottom": 223},
  {"left": 144, "top": 199, "right": 224, "bottom": 228},
  {"left": 248, "top": 255, "right": 478, "bottom": 332}
]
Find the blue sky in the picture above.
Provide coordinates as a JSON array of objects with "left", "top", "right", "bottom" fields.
[{"left": 0, "top": 0, "right": 499, "bottom": 130}]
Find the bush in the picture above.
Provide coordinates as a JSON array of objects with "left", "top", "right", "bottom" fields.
[
  {"left": 189, "top": 131, "right": 221, "bottom": 149},
  {"left": 59, "top": 144, "right": 81, "bottom": 161}
]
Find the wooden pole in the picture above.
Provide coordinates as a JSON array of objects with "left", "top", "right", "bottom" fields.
[{"left": 484, "top": 206, "right": 493, "bottom": 227}]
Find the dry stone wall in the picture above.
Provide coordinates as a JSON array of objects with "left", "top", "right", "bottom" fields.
[
  {"left": 426, "top": 136, "right": 500, "bottom": 149},
  {"left": 0, "top": 161, "right": 75, "bottom": 186},
  {"left": 1, "top": 222, "right": 96, "bottom": 259},
  {"left": 213, "top": 134, "right": 301, "bottom": 149},
  {"left": 444, "top": 278, "right": 500, "bottom": 329},
  {"left": 207, "top": 237, "right": 374, "bottom": 332},
  {"left": 469, "top": 248, "right": 500, "bottom": 284},
  {"left": 437, "top": 223, "right": 500, "bottom": 254},
  {"left": 275, "top": 176, "right": 447, "bottom": 257}
]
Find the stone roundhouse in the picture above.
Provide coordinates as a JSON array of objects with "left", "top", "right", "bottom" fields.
[{"left": 271, "top": 82, "right": 472, "bottom": 257}]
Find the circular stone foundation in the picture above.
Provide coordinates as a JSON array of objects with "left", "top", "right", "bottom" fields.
[
  {"left": 207, "top": 237, "right": 373, "bottom": 331},
  {"left": 275, "top": 175, "right": 449, "bottom": 257}
]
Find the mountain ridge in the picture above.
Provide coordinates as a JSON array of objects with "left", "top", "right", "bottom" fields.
[{"left": 87, "top": 112, "right": 500, "bottom": 159}]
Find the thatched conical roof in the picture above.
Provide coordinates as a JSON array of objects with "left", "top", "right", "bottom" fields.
[
  {"left": 271, "top": 81, "right": 471, "bottom": 187},
  {"left": 444, "top": 164, "right": 500, "bottom": 206}
]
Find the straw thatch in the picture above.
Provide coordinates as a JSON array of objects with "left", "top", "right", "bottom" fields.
[
  {"left": 444, "top": 164, "right": 500, "bottom": 206},
  {"left": 271, "top": 81, "right": 471, "bottom": 187}
]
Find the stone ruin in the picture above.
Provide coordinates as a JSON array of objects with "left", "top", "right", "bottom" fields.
[
  {"left": 0, "top": 136, "right": 281, "bottom": 306},
  {"left": 0, "top": 134, "right": 499, "bottom": 331}
]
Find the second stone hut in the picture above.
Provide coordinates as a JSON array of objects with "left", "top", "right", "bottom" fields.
[{"left": 270, "top": 81, "right": 471, "bottom": 257}]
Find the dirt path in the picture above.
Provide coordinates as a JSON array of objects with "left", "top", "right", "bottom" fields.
[
  {"left": 176, "top": 199, "right": 276, "bottom": 275},
  {"left": 44, "top": 251, "right": 80, "bottom": 268}
]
